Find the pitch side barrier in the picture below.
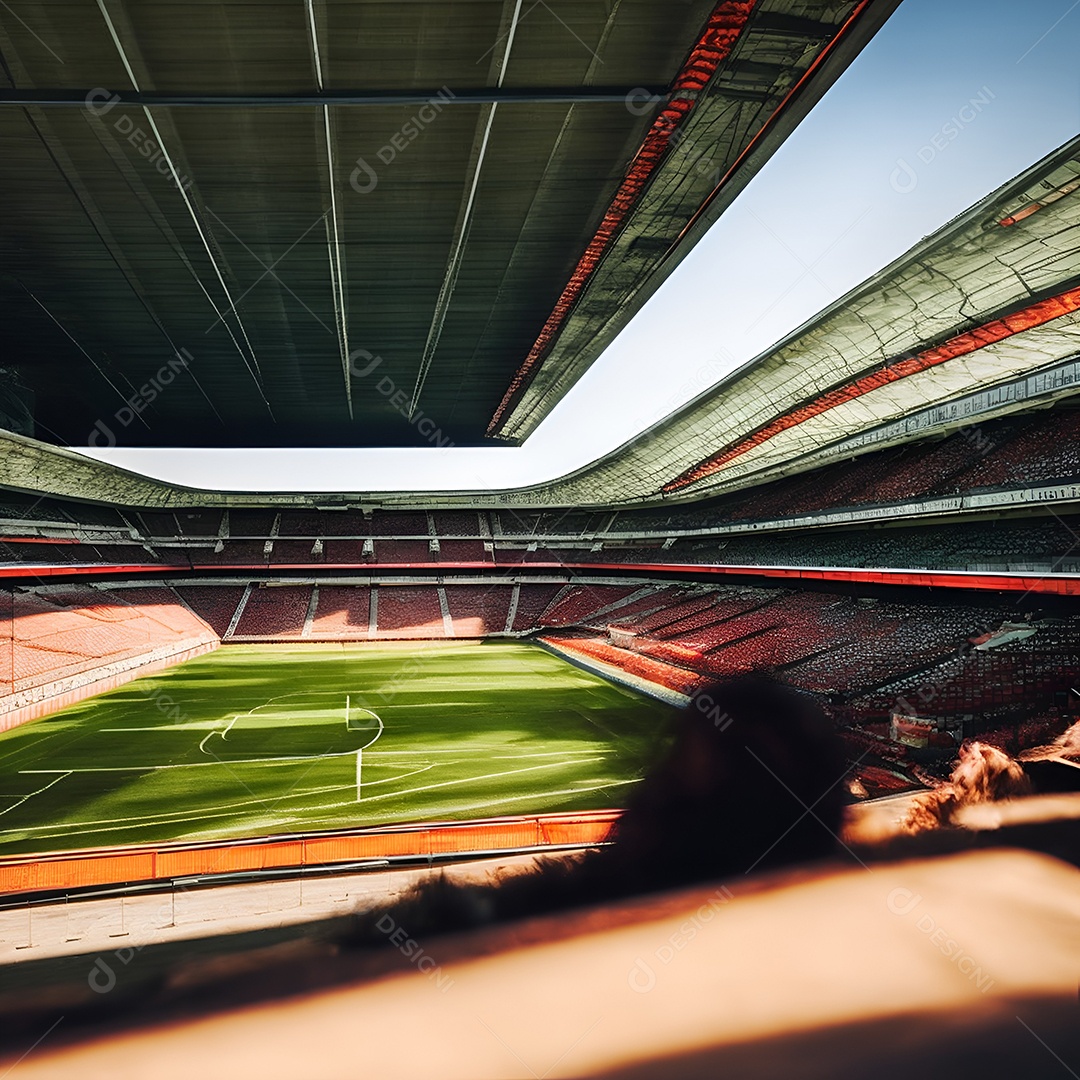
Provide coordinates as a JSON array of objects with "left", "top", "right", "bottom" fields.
[
  {"left": 0, "top": 810, "right": 619, "bottom": 897},
  {"left": 1, "top": 561, "right": 1078, "bottom": 596}
]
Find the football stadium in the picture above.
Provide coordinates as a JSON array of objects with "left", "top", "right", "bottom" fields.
[{"left": 0, "top": 0, "right": 1078, "bottom": 1076}]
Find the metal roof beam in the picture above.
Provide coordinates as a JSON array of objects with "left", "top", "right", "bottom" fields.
[{"left": 0, "top": 87, "right": 672, "bottom": 108}]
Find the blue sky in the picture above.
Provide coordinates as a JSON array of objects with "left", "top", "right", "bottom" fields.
[{"left": 78, "top": 0, "right": 1080, "bottom": 492}]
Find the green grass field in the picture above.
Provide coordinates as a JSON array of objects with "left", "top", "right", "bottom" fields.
[{"left": 0, "top": 642, "right": 675, "bottom": 856}]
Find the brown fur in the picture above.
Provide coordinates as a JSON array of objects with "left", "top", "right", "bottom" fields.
[
  {"left": 1052, "top": 718, "right": 1080, "bottom": 759},
  {"left": 903, "top": 740, "right": 1030, "bottom": 833}
]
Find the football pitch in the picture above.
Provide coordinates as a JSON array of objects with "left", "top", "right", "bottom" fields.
[{"left": 0, "top": 642, "right": 675, "bottom": 856}]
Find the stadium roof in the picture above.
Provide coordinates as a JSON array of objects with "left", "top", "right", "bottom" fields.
[
  {"left": 0, "top": 0, "right": 896, "bottom": 450},
  {"left": 2, "top": 130, "right": 1078, "bottom": 509}
]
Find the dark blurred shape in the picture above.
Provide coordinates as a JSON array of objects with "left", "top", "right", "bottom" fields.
[
  {"left": 352, "top": 677, "right": 847, "bottom": 940},
  {"left": 603, "top": 676, "right": 846, "bottom": 892},
  {"left": 0, "top": 368, "right": 34, "bottom": 436}
]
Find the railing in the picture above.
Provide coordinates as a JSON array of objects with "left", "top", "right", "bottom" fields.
[{"left": 0, "top": 810, "right": 620, "bottom": 896}]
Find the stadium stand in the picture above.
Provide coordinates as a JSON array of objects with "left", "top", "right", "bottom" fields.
[
  {"left": 609, "top": 590, "right": 727, "bottom": 635},
  {"left": 276, "top": 512, "right": 327, "bottom": 537},
  {"left": 2, "top": 563, "right": 1077, "bottom": 800},
  {"left": 374, "top": 586, "right": 446, "bottom": 638},
  {"left": 540, "top": 635, "right": 706, "bottom": 696},
  {"left": 174, "top": 586, "right": 248, "bottom": 637},
  {"left": 492, "top": 548, "right": 530, "bottom": 565},
  {"left": 271, "top": 540, "right": 325, "bottom": 563},
  {"left": 137, "top": 511, "right": 180, "bottom": 537},
  {"left": 607, "top": 405, "right": 1080, "bottom": 531},
  {"left": 444, "top": 585, "right": 514, "bottom": 637},
  {"left": 586, "top": 518, "right": 1080, "bottom": 575},
  {"left": 0, "top": 583, "right": 217, "bottom": 727},
  {"left": 511, "top": 584, "right": 565, "bottom": 632},
  {"left": 228, "top": 510, "right": 278, "bottom": 536},
  {"left": 87, "top": 544, "right": 157, "bottom": 564},
  {"left": 321, "top": 540, "right": 367, "bottom": 563},
  {"left": 2, "top": 476, "right": 1076, "bottom": 580},
  {"left": 208, "top": 541, "right": 268, "bottom": 565},
  {"left": 173, "top": 510, "right": 224, "bottom": 536},
  {"left": 591, "top": 584, "right": 688, "bottom": 624},
  {"left": 430, "top": 511, "right": 481, "bottom": 536},
  {"left": 232, "top": 585, "right": 312, "bottom": 638},
  {"left": 649, "top": 588, "right": 775, "bottom": 640},
  {"left": 539, "top": 584, "right": 643, "bottom": 627},
  {"left": 373, "top": 539, "right": 432, "bottom": 563},
  {"left": 951, "top": 409, "right": 1080, "bottom": 489},
  {"left": 0, "top": 542, "right": 83, "bottom": 564},
  {"left": 372, "top": 511, "right": 428, "bottom": 536},
  {"left": 436, "top": 539, "right": 491, "bottom": 562},
  {"left": 309, "top": 586, "right": 372, "bottom": 637}
]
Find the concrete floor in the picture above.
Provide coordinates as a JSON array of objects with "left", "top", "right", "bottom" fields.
[{"left": 0, "top": 853, "right": 548, "bottom": 964}]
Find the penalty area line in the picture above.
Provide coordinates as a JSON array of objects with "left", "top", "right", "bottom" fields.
[
  {"left": 20, "top": 751, "right": 361, "bottom": 774},
  {"left": 0, "top": 771, "right": 71, "bottom": 819}
]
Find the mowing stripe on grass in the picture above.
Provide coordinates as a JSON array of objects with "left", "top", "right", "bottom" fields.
[{"left": 0, "top": 641, "right": 674, "bottom": 854}]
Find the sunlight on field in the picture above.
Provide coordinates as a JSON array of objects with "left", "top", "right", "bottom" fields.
[{"left": 0, "top": 642, "right": 673, "bottom": 855}]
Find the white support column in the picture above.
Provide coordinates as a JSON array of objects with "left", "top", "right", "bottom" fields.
[
  {"left": 301, "top": 585, "right": 320, "bottom": 638},
  {"left": 367, "top": 587, "right": 379, "bottom": 638},
  {"left": 224, "top": 583, "right": 253, "bottom": 639},
  {"left": 437, "top": 585, "right": 453, "bottom": 637}
]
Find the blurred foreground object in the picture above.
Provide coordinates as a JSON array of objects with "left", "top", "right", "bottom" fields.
[{"left": 2, "top": 848, "right": 1077, "bottom": 1079}]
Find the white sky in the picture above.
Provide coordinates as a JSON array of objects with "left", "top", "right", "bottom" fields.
[{"left": 74, "top": 0, "right": 1080, "bottom": 493}]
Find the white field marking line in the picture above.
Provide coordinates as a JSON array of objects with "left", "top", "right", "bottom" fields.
[
  {"left": 9, "top": 784, "right": 363, "bottom": 835},
  {"left": 6, "top": 773, "right": 380, "bottom": 836},
  {"left": 349, "top": 703, "right": 383, "bottom": 802},
  {"left": 143, "top": 773, "right": 641, "bottom": 844},
  {"left": 19, "top": 751, "right": 361, "bottom": 773},
  {"left": 0, "top": 771, "right": 71, "bottom": 819},
  {"left": 354, "top": 701, "right": 494, "bottom": 709},
  {"left": 350, "top": 763, "right": 436, "bottom": 787},
  {"left": 19, "top": 747, "right": 614, "bottom": 769},
  {"left": 103, "top": 725, "right": 229, "bottom": 733},
  {"left": 360, "top": 748, "right": 612, "bottom": 756},
  {"left": 303, "top": 776, "right": 646, "bottom": 824},
  {"left": 307, "top": 756, "right": 606, "bottom": 807},
  {"left": 571, "top": 708, "right": 619, "bottom": 741},
  {"left": 198, "top": 715, "right": 238, "bottom": 754},
  {"left": 4, "top": 797, "right": 351, "bottom": 842},
  {"left": 12, "top": 775, "right": 621, "bottom": 845},
  {"left": 10, "top": 756, "right": 605, "bottom": 837},
  {"left": 17, "top": 759, "right": 640, "bottom": 844},
  {"left": 38, "top": 690, "right": 375, "bottom": 769},
  {"left": 7, "top": 762, "right": 444, "bottom": 838},
  {"left": 187, "top": 690, "right": 382, "bottom": 741},
  {"left": 0, "top": 687, "right": 341, "bottom": 773},
  {"left": 347, "top": 704, "right": 384, "bottom": 752}
]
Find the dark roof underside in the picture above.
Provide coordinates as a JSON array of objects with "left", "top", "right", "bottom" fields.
[{"left": 0, "top": 0, "right": 887, "bottom": 449}]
